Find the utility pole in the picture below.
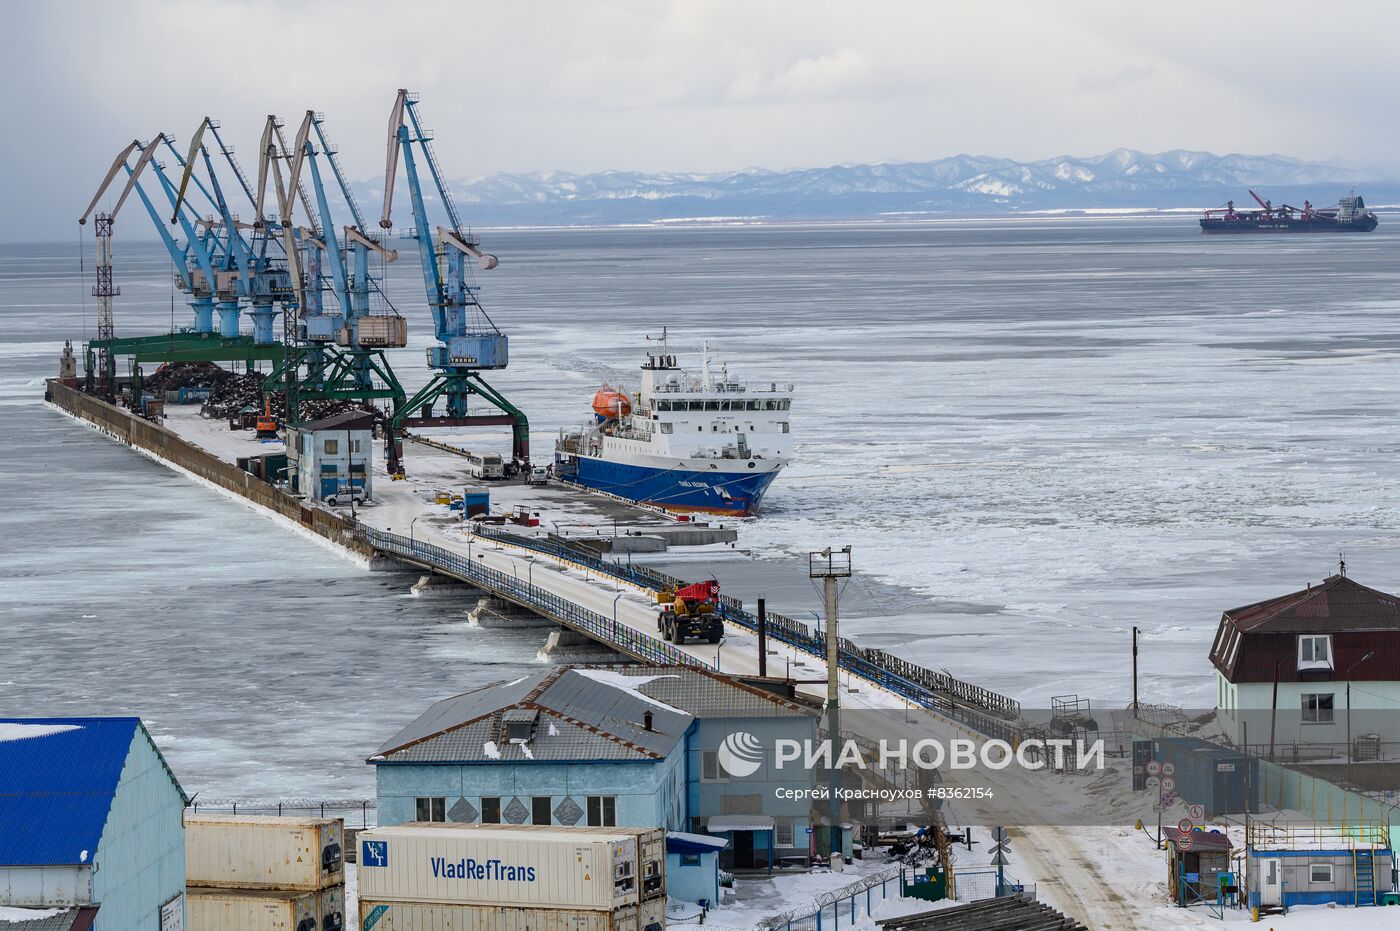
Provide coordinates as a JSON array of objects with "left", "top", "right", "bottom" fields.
[
  {"left": 1268, "top": 661, "right": 1279, "bottom": 762},
  {"left": 757, "top": 597, "right": 768, "bottom": 677},
  {"left": 810, "top": 545, "right": 852, "bottom": 871},
  {"left": 1131, "top": 626, "right": 1139, "bottom": 714}
]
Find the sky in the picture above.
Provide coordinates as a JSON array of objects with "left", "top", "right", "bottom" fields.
[{"left": 5, "top": 0, "right": 1400, "bottom": 241}]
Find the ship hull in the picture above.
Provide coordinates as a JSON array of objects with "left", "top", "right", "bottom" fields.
[
  {"left": 560, "top": 453, "right": 781, "bottom": 516},
  {"left": 1200, "top": 217, "right": 1378, "bottom": 233}
]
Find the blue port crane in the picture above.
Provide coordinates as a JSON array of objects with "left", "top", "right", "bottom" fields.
[
  {"left": 78, "top": 132, "right": 287, "bottom": 402},
  {"left": 379, "top": 88, "right": 529, "bottom": 474},
  {"left": 249, "top": 110, "right": 409, "bottom": 425}
]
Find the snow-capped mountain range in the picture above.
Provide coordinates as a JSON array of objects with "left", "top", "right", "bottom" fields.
[{"left": 354, "top": 149, "right": 1388, "bottom": 226}]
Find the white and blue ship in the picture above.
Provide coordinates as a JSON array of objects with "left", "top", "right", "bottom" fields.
[{"left": 555, "top": 337, "right": 793, "bottom": 516}]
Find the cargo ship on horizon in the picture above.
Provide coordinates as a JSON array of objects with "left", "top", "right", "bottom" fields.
[
  {"left": 554, "top": 333, "right": 792, "bottom": 516},
  {"left": 1200, "top": 190, "right": 1378, "bottom": 233}
]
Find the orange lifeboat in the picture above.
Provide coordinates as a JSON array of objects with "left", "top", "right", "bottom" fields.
[{"left": 591, "top": 385, "right": 632, "bottom": 420}]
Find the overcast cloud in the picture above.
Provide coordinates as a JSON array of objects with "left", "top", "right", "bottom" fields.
[{"left": 4, "top": 0, "right": 1399, "bottom": 241}]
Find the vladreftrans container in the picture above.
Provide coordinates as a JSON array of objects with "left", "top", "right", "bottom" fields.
[
  {"left": 187, "top": 884, "right": 347, "bottom": 931},
  {"left": 355, "top": 824, "right": 665, "bottom": 911},
  {"left": 358, "top": 897, "right": 665, "bottom": 931},
  {"left": 185, "top": 814, "right": 345, "bottom": 891}
]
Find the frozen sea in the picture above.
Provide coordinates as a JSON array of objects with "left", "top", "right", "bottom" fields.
[{"left": 6, "top": 217, "right": 1400, "bottom": 800}]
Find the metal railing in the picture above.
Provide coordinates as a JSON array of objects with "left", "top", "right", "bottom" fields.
[
  {"left": 187, "top": 798, "right": 376, "bottom": 828},
  {"left": 356, "top": 525, "right": 705, "bottom": 668},
  {"left": 466, "top": 524, "right": 1025, "bottom": 731}
]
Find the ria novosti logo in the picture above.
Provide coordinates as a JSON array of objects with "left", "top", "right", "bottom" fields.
[
  {"left": 715, "top": 730, "right": 1107, "bottom": 775},
  {"left": 717, "top": 731, "right": 765, "bottom": 777}
]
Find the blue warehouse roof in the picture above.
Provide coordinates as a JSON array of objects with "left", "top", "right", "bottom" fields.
[{"left": 0, "top": 717, "right": 184, "bottom": 867}]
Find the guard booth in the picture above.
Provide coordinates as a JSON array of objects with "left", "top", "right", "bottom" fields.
[{"left": 1164, "top": 827, "right": 1233, "bottom": 906}]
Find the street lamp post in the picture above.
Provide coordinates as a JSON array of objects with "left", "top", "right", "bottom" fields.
[
  {"left": 613, "top": 591, "right": 624, "bottom": 635},
  {"left": 409, "top": 515, "right": 421, "bottom": 548},
  {"left": 1346, "top": 650, "right": 1375, "bottom": 780},
  {"left": 526, "top": 556, "right": 536, "bottom": 590}
]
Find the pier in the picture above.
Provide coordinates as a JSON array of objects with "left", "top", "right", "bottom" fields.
[{"left": 45, "top": 376, "right": 1021, "bottom": 732}]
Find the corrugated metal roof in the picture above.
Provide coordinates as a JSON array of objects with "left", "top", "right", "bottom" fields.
[
  {"left": 1224, "top": 575, "right": 1400, "bottom": 633},
  {"left": 373, "top": 672, "right": 551, "bottom": 756},
  {"left": 1212, "top": 576, "right": 1400, "bottom": 681},
  {"left": 0, "top": 718, "right": 148, "bottom": 867},
  {"left": 373, "top": 665, "right": 813, "bottom": 766},
  {"left": 604, "top": 667, "right": 809, "bottom": 718},
  {"left": 0, "top": 907, "right": 95, "bottom": 931},
  {"left": 382, "top": 713, "right": 661, "bottom": 763}
]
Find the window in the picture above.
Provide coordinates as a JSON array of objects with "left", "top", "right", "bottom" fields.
[
  {"left": 415, "top": 797, "right": 446, "bottom": 822},
  {"left": 775, "top": 818, "right": 795, "bottom": 847},
  {"left": 660, "top": 423, "right": 673, "bottom": 434},
  {"left": 481, "top": 797, "right": 502, "bottom": 823},
  {"left": 349, "top": 463, "right": 366, "bottom": 473},
  {"left": 531, "top": 796, "right": 552, "bottom": 825},
  {"left": 702, "top": 750, "right": 723, "bottom": 782},
  {"left": 323, "top": 439, "right": 339, "bottom": 455},
  {"left": 1301, "top": 693, "right": 1335, "bottom": 724},
  {"left": 680, "top": 853, "right": 701, "bottom": 866},
  {"left": 351, "top": 439, "right": 362, "bottom": 454},
  {"left": 1298, "top": 635, "right": 1333, "bottom": 671},
  {"left": 1310, "top": 862, "right": 1333, "bottom": 884},
  {"left": 587, "top": 795, "right": 616, "bottom": 827},
  {"left": 780, "top": 423, "right": 790, "bottom": 433},
  {"left": 705, "top": 401, "right": 719, "bottom": 411},
  {"left": 779, "top": 399, "right": 791, "bottom": 410}
]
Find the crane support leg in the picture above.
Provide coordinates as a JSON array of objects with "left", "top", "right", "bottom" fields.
[{"left": 386, "top": 369, "right": 529, "bottom": 476}]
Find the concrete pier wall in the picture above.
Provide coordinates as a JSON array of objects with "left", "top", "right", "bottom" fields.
[{"left": 45, "top": 379, "right": 374, "bottom": 559}]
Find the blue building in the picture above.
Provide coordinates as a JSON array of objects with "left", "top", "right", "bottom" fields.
[
  {"left": 369, "top": 665, "right": 819, "bottom": 873},
  {"left": 665, "top": 832, "right": 728, "bottom": 906},
  {"left": 0, "top": 718, "right": 188, "bottom": 931}
]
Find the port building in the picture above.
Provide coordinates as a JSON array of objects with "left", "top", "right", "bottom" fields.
[
  {"left": 291, "top": 410, "right": 374, "bottom": 502},
  {"left": 368, "top": 666, "right": 819, "bottom": 873},
  {"left": 0, "top": 718, "right": 187, "bottom": 930},
  {"left": 1211, "top": 573, "right": 1400, "bottom": 752}
]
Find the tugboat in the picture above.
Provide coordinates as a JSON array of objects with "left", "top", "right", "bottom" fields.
[
  {"left": 554, "top": 333, "right": 793, "bottom": 516},
  {"left": 1200, "top": 190, "right": 1378, "bottom": 233}
]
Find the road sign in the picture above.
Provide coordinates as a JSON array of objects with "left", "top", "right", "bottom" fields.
[
  {"left": 1160, "top": 776, "right": 1176, "bottom": 793},
  {"left": 1188, "top": 804, "right": 1205, "bottom": 821},
  {"left": 990, "top": 841, "right": 1008, "bottom": 856},
  {"left": 1176, "top": 832, "right": 1194, "bottom": 852},
  {"left": 992, "top": 827, "right": 1008, "bottom": 843},
  {"left": 1160, "top": 793, "right": 1175, "bottom": 809},
  {"left": 990, "top": 849, "right": 1010, "bottom": 867},
  {"left": 1146, "top": 760, "right": 1161, "bottom": 776},
  {"left": 1162, "top": 762, "right": 1176, "bottom": 776},
  {"left": 1178, "top": 818, "right": 1195, "bottom": 834},
  {"left": 1145, "top": 775, "right": 1159, "bottom": 788}
]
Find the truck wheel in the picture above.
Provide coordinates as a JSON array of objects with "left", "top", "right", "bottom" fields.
[
  {"left": 671, "top": 626, "right": 684, "bottom": 645},
  {"left": 707, "top": 632, "right": 722, "bottom": 644}
]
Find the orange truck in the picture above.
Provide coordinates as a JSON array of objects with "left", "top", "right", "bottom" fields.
[{"left": 655, "top": 579, "right": 723, "bottom": 645}]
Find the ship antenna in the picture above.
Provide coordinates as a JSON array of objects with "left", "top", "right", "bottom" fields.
[{"left": 701, "top": 340, "right": 713, "bottom": 391}]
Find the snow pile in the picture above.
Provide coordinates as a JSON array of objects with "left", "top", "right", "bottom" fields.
[
  {"left": 0, "top": 723, "right": 80, "bottom": 743},
  {"left": 573, "top": 669, "right": 685, "bottom": 712}
]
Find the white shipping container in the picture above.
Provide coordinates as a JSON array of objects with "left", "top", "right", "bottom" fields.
[
  {"left": 356, "top": 824, "right": 663, "bottom": 911},
  {"left": 187, "top": 887, "right": 318, "bottom": 931},
  {"left": 357, "top": 898, "right": 665, "bottom": 931},
  {"left": 186, "top": 814, "right": 345, "bottom": 891}
]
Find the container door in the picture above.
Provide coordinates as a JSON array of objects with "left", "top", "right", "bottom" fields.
[{"left": 1260, "top": 858, "right": 1281, "bottom": 906}]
